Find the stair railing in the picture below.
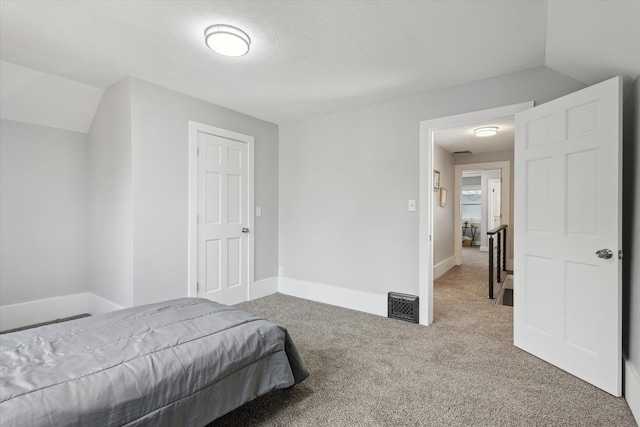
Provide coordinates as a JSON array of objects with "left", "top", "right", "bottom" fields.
[{"left": 487, "top": 224, "right": 508, "bottom": 299}]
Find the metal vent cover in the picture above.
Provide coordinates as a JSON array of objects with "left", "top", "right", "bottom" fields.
[{"left": 388, "top": 292, "right": 419, "bottom": 323}]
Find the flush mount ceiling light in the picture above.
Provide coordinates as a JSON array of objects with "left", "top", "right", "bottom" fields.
[
  {"left": 204, "top": 24, "right": 251, "bottom": 57},
  {"left": 473, "top": 126, "right": 499, "bottom": 137}
]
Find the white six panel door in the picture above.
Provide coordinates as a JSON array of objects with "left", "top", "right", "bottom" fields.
[
  {"left": 197, "top": 131, "right": 248, "bottom": 305},
  {"left": 514, "top": 77, "right": 622, "bottom": 396}
]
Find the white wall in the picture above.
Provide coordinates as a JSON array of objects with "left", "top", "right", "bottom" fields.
[
  {"left": 128, "top": 78, "right": 279, "bottom": 306},
  {"left": 279, "top": 67, "right": 584, "bottom": 299},
  {"left": 88, "top": 79, "right": 134, "bottom": 308},
  {"left": 88, "top": 77, "right": 279, "bottom": 308},
  {"left": 433, "top": 144, "right": 454, "bottom": 266},
  {"left": 1, "top": 119, "right": 89, "bottom": 305},
  {"left": 622, "top": 74, "right": 640, "bottom": 419}
]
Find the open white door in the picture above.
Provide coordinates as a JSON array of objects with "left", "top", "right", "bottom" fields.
[
  {"left": 488, "top": 178, "right": 502, "bottom": 230},
  {"left": 514, "top": 76, "right": 622, "bottom": 396}
]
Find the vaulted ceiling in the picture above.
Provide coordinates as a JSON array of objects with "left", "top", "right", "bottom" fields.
[{"left": 1, "top": 0, "right": 638, "bottom": 127}]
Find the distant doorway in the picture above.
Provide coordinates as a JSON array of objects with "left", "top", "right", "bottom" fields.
[{"left": 454, "top": 162, "right": 509, "bottom": 264}]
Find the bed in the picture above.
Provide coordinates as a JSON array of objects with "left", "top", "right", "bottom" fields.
[{"left": 0, "top": 297, "right": 309, "bottom": 426}]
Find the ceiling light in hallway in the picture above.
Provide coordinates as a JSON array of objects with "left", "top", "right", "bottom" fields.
[
  {"left": 204, "top": 24, "right": 251, "bottom": 57},
  {"left": 473, "top": 126, "right": 498, "bottom": 137}
]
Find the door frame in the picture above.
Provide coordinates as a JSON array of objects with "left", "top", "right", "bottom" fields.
[
  {"left": 454, "top": 163, "right": 510, "bottom": 261},
  {"left": 187, "top": 121, "right": 255, "bottom": 299},
  {"left": 419, "top": 101, "right": 532, "bottom": 325}
]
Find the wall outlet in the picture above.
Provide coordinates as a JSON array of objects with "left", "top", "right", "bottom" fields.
[
  {"left": 278, "top": 266, "right": 284, "bottom": 276},
  {"left": 408, "top": 199, "right": 416, "bottom": 212},
  {"left": 256, "top": 207, "right": 262, "bottom": 217}
]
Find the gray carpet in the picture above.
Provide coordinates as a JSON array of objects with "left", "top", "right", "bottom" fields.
[{"left": 214, "top": 249, "right": 636, "bottom": 426}]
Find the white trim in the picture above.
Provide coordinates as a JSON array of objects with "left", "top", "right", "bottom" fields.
[
  {"left": 0, "top": 293, "right": 88, "bottom": 331},
  {"left": 625, "top": 359, "right": 640, "bottom": 424},
  {"left": 418, "top": 126, "right": 435, "bottom": 325},
  {"left": 88, "top": 293, "right": 125, "bottom": 315},
  {"left": 433, "top": 255, "right": 456, "bottom": 279},
  {"left": 278, "top": 277, "right": 387, "bottom": 317},
  {"left": 249, "top": 277, "right": 279, "bottom": 301},
  {"left": 419, "top": 102, "right": 533, "bottom": 326},
  {"left": 187, "top": 121, "right": 255, "bottom": 302},
  {"left": 0, "top": 292, "right": 124, "bottom": 331}
]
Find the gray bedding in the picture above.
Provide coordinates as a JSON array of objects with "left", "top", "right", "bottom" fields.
[{"left": 0, "top": 298, "right": 309, "bottom": 426}]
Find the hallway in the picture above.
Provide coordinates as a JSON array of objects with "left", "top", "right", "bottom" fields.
[
  {"left": 433, "top": 246, "right": 511, "bottom": 330},
  {"left": 434, "top": 247, "right": 491, "bottom": 302}
]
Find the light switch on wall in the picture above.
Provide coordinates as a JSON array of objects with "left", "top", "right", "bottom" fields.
[
  {"left": 408, "top": 200, "right": 416, "bottom": 211},
  {"left": 256, "top": 207, "right": 262, "bottom": 217}
]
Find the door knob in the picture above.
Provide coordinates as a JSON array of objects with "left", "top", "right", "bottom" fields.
[
  {"left": 595, "top": 249, "right": 613, "bottom": 259},
  {"left": 242, "top": 228, "right": 249, "bottom": 233}
]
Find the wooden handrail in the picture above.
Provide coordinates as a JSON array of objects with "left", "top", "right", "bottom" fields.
[{"left": 487, "top": 224, "right": 508, "bottom": 235}]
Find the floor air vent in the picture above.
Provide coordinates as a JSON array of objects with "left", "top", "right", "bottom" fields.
[{"left": 388, "top": 292, "right": 419, "bottom": 323}]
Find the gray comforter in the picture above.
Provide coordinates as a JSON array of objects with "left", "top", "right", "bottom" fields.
[{"left": 0, "top": 298, "right": 309, "bottom": 426}]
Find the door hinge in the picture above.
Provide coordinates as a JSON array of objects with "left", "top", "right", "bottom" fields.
[
  {"left": 197, "top": 146, "right": 200, "bottom": 156},
  {"left": 619, "top": 250, "right": 624, "bottom": 260},
  {"left": 197, "top": 282, "right": 200, "bottom": 291},
  {"left": 197, "top": 214, "right": 200, "bottom": 224}
]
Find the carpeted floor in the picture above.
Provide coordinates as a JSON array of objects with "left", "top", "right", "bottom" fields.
[{"left": 213, "top": 247, "right": 636, "bottom": 426}]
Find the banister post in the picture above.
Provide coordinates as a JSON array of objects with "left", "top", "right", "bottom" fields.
[
  {"left": 497, "top": 230, "right": 502, "bottom": 283},
  {"left": 503, "top": 227, "right": 507, "bottom": 273},
  {"left": 488, "top": 234, "right": 494, "bottom": 299}
]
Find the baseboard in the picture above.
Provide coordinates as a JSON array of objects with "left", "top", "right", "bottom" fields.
[
  {"left": 278, "top": 277, "right": 387, "bottom": 317},
  {"left": 0, "top": 292, "right": 89, "bottom": 331},
  {"left": 249, "top": 277, "right": 278, "bottom": 300},
  {"left": 625, "top": 358, "right": 640, "bottom": 424},
  {"left": 0, "top": 292, "right": 126, "bottom": 331},
  {"left": 434, "top": 255, "right": 456, "bottom": 279},
  {"left": 88, "top": 292, "right": 124, "bottom": 315}
]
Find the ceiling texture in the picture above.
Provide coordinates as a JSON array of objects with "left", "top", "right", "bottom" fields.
[{"left": 0, "top": 0, "right": 639, "bottom": 127}]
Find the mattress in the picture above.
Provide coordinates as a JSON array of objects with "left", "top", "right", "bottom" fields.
[{"left": 0, "top": 297, "right": 309, "bottom": 426}]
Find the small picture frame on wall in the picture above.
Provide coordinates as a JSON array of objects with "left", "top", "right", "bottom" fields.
[
  {"left": 440, "top": 187, "right": 447, "bottom": 207},
  {"left": 433, "top": 170, "right": 440, "bottom": 191}
]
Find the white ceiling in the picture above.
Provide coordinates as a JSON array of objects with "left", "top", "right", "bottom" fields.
[
  {"left": 0, "top": 0, "right": 639, "bottom": 127},
  {"left": 546, "top": 0, "right": 640, "bottom": 88},
  {"left": 434, "top": 119, "right": 515, "bottom": 155}
]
